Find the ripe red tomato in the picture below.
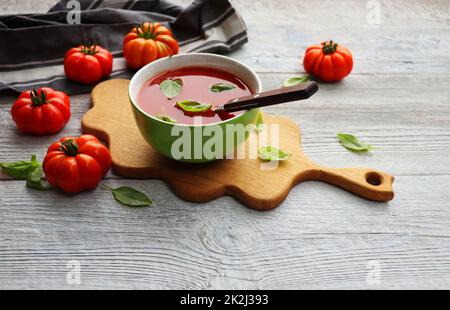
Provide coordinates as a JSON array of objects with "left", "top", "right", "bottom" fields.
[
  {"left": 123, "top": 22, "right": 179, "bottom": 69},
  {"left": 43, "top": 135, "right": 112, "bottom": 193},
  {"left": 64, "top": 45, "right": 113, "bottom": 85},
  {"left": 11, "top": 88, "right": 70, "bottom": 135},
  {"left": 303, "top": 40, "right": 353, "bottom": 82}
]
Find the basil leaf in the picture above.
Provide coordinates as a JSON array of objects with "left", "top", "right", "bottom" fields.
[
  {"left": 337, "top": 133, "right": 375, "bottom": 152},
  {"left": 210, "top": 83, "right": 236, "bottom": 92},
  {"left": 176, "top": 100, "right": 212, "bottom": 113},
  {"left": 258, "top": 147, "right": 291, "bottom": 161},
  {"left": 26, "top": 166, "right": 51, "bottom": 190},
  {"left": 1, "top": 155, "right": 51, "bottom": 190},
  {"left": 255, "top": 112, "right": 264, "bottom": 133},
  {"left": 156, "top": 115, "right": 177, "bottom": 124},
  {"left": 0, "top": 155, "right": 40, "bottom": 179},
  {"left": 111, "top": 186, "right": 152, "bottom": 207},
  {"left": 30, "top": 154, "right": 39, "bottom": 167},
  {"left": 283, "top": 76, "right": 310, "bottom": 87},
  {"left": 160, "top": 78, "right": 183, "bottom": 99}
]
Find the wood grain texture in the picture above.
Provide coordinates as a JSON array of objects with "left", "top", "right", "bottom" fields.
[
  {"left": 0, "top": 175, "right": 449, "bottom": 289},
  {"left": 82, "top": 79, "right": 394, "bottom": 209},
  {"left": 231, "top": 0, "right": 450, "bottom": 74},
  {"left": 0, "top": 0, "right": 449, "bottom": 289}
]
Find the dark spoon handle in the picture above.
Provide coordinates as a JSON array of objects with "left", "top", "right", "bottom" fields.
[{"left": 216, "top": 81, "right": 319, "bottom": 113}]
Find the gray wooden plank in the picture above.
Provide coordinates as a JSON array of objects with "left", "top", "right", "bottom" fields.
[
  {"left": 0, "top": 0, "right": 56, "bottom": 14},
  {"left": 0, "top": 175, "right": 449, "bottom": 289},
  {"left": 231, "top": 0, "right": 450, "bottom": 74}
]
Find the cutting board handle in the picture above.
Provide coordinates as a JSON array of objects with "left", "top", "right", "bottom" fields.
[{"left": 307, "top": 165, "right": 394, "bottom": 202}]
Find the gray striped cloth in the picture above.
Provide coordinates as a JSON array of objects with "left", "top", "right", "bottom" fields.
[{"left": 0, "top": 0, "right": 248, "bottom": 94}]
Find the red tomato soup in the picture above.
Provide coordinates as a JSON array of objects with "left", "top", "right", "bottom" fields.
[{"left": 137, "top": 66, "right": 253, "bottom": 125}]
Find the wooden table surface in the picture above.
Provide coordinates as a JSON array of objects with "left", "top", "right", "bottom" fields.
[{"left": 1, "top": 0, "right": 449, "bottom": 289}]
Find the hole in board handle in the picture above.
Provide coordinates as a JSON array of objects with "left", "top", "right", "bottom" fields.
[{"left": 365, "top": 172, "right": 383, "bottom": 186}]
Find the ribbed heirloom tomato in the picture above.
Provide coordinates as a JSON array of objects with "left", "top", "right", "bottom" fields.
[
  {"left": 64, "top": 45, "right": 113, "bottom": 84},
  {"left": 11, "top": 88, "right": 70, "bottom": 135},
  {"left": 123, "top": 22, "right": 179, "bottom": 69},
  {"left": 43, "top": 135, "right": 112, "bottom": 193},
  {"left": 303, "top": 40, "right": 353, "bottom": 82}
]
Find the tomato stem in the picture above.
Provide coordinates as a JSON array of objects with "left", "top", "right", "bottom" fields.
[
  {"left": 136, "top": 23, "right": 160, "bottom": 40},
  {"left": 80, "top": 45, "right": 98, "bottom": 55},
  {"left": 322, "top": 40, "right": 338, "bottom": 55},
  {"left": 59, "top": 139, "right": 79, "bottom": 156},
  {"left": 30, "top": 89, "right": 47, "bottom": 106}
]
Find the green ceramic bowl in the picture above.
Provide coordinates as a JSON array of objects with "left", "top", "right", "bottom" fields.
[{"left": 129, "top": 53, "right": 262, "bottom": 163}]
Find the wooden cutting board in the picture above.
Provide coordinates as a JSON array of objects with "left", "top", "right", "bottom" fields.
[{"left": 81, "top": 79, "right": 394, "bottom": 210}]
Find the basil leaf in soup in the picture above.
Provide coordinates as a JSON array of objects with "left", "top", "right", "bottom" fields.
[
  {"left": 160, "top": 78, "right": 183, "bottom": 99},
  {"left": 176, "top": 100, "right": 212, "bottom": 113},
  {"left": 210, "top": 83, "right": 236, "bottom": 93},
  {"left": 156, "top": 115, "right": 177, "bottom": 124}
]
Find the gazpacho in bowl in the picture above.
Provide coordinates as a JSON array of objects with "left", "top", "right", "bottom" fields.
[
  {"left": 129, "top": 53, "right": 262, "bottom": 163},
  {"left": 137, "top": 66, "right": 252, "bottom": 125}
]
